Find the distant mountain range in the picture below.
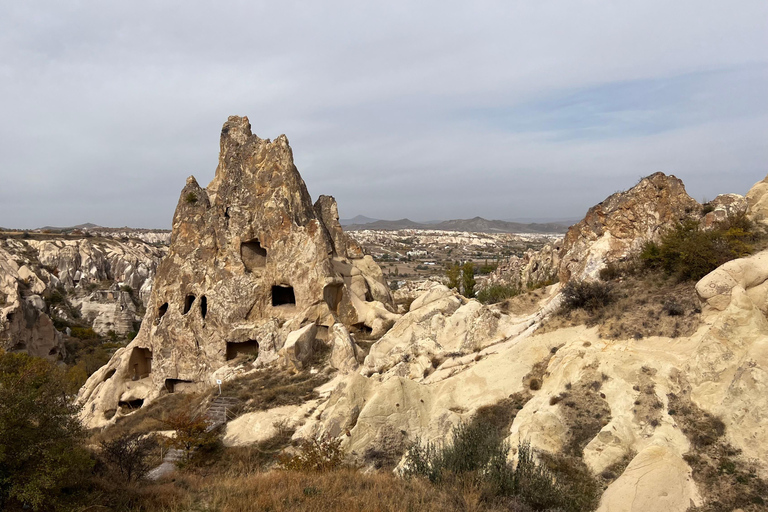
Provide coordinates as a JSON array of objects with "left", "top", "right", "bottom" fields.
[{"left": 340, "top": 216, "right": 571, "bottom": 234}]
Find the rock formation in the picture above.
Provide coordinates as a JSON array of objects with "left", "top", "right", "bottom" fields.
[
  {"left": 0, "top": 237, "right": 165, "bottom": 358},
  {"left": 486, "top": 172, "right": 701, "bottom": 288},
  {"left": 78, "top": 116, "right": 395, "bottom": 428}
]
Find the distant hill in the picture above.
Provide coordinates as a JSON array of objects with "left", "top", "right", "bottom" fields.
[
  {"left": 344, "top": 216, "right": 569, "bottom": 234},
  {"left": 339, "top": 215, "right": 380, "bottom": 226},
  {"left": 37, "top": 222, "right": 101, "bottom": 232}
]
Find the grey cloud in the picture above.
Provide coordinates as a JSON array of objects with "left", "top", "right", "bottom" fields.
[{"left": 0, "top": 1, "right": 766, "bottom": 228}]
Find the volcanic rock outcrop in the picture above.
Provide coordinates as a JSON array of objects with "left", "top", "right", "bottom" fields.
[
  {"left": 78, "top": 116, "right": 395, "bottom": 427},
  {"left": 486, "top": 172, "right": 701, "bottom": 288},
  {"left": 0, "top": 237, "right": 165, "bottom": 358}
]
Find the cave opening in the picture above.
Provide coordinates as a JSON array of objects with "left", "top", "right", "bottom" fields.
[
  {"left": 118, "top": 399, "right": 144, "bottom": 411},
  {"left": 201, "top": 295, "right": 207, "bottom": 319},
  {"left": 158, "top": 302, "right": 169, "bottom": 318},
  {"left": 103, "top": 369, "right": 116, "bottom": 382},
  {"left": 272, "top": 285, "right": 296, "bottom": 307},
  {"left": 127, "top": 347, "right": 152, "bottom": 380},
  {"left": 183, "top": 295, "right": 196, "bottom": 315},
  {"left": 241, "top": 239, "right": 267, "bottom": 271},
  {"left": 165, "top": 378, "right": 195, "bottom": 393},
  {"left": 226, "top": 339, "right": 259, "bottom": 361}
]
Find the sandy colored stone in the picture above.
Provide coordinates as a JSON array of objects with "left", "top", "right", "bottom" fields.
[
  {"left": 597, "top": 446, "right": 700, "bottom": 512},
  {"left": 78, "top": 116, "right": 394, "bottom": 428}
]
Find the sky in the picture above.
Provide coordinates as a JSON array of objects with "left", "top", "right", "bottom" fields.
[{"left": 0, "top": 1, "right": 766, "bottom": 229}]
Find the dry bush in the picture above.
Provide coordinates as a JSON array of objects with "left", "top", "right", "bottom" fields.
[
  {"left": 540, "top": 273, "right": 701, "bottom": 340},
  {"left": 278, "top": 435, "right": 346, "bottom": 472}
]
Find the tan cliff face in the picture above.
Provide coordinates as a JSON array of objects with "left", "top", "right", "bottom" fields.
[{"left": 78, "top": 116, "right": 395, "bottom": 428}]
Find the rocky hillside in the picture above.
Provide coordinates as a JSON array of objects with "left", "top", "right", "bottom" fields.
[
  {"left": 0, "top": 236, "right": 167, "bottom": 359},
  {"left": 63, "top": 117, "right": 768, "bottom": 511}
]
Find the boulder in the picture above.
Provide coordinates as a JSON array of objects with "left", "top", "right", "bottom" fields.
[{"left": 279, "top": 323, "right": 318, "bottom": 370}]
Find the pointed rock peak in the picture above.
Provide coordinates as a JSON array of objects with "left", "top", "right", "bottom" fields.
[
  {"left": 220, "top": 115, "right": 253, "bottom": 146},
  {"left": 186, "top": 176, "right": 200, "bottom": 187}
]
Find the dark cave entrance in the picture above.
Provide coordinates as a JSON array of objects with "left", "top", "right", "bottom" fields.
[
  {"left": 226, "top": 340, "right": 259, "bottom": 361},
  {"left": 272, "top": 285, "right": 296, "bottom": 307},
  {"left": 183, "top": 294, "right": 196, "bottom": 315}
]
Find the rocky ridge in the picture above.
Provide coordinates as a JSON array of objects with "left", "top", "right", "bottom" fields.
[
  {"left": 486, "top": 172, "right": 748, "bottom": 290},
  {"left": 0, "top": 237, "right": 166, "bottom": 358}
]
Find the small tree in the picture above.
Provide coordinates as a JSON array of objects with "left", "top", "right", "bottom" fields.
[
  {"left": 162, "top": 410, "right": 219, "bottom": 462},
  {"left": 99, "top": 433, "right": 158, "bottom": 482},
  {"left": 462, "top": 262, "right": 476, "bottom": 298},
  {"left": 445, "top": 262, "right": 461, "bottom": 290},
  {"left": 0, "top": 351, "right": 92, "bottom": 510}
]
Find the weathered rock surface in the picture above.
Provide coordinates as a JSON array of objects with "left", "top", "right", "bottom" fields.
[
  {"left": 558, "top": 172, "right": 699, "bottom": 283},
  {"left": 701, "top": 193, "right": 747, "bottom": 229},
  {"left": 0, "top": 247, "right": 62, "bottom": 359},
  {"left": 78, "top": 116, "right": 395, "bottom": 428},
  {"left": 485, "top": 172, "right": 700, "bottom": 289},
  {"left": 0, "top": 237, "right": 165, "bottom": 357}
]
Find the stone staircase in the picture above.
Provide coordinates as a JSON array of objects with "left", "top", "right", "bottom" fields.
[
  {"left": 146, "top": 396, "right": 239, "bottom": 480},
  {"left": 205, "top": 395, "right": 240, "bottom": 431}
]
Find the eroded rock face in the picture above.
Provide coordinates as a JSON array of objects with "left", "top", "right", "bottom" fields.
[
  {"left": 0, "top": 246, "right": 61, "bottom": 359},
  {"left": 483, "top": 172, "right": 700, "bottom": 290},
  {"left": 78, "top": 116, "right": 395, "bottom": 428},
  {"left": 1, "top": 237, "right": 165, "bottom": 358},
  {"left": 558, "top": 172, "right": 700, "bottom": 283}
]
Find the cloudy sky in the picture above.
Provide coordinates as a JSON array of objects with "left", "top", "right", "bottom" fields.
[{"left": 1, "top": 1, "right": 766, "bottom": 228}]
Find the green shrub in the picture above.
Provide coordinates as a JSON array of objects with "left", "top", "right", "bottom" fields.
[
  {"left": 70, "top": 326, "right": 98, "bottom": 340},
  {"left": 560, "top": 280, "right": 614, "bottom": 313},
  {"left": 403, "top": 421, "right": 601, "bottom": 512},
  {"left": 641, "top": 215, "right": 758, "bottom": 281},
  {"left": 0, "top": 352, "right": 93, "bottom": 510},
  {"left": 184, "top": 192, "right": 198, "bottom": 204},
  {"left": 476, "top": 284, "right": 520, "bottom": 304}
]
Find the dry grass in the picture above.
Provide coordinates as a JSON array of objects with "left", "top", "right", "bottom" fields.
[
  {"left": 539, "top": 273, "right": 701, "bottom": 340},
  {"left": 91, "top": 392, "right": 204, "bottom": 444},
  {"left": 216, "top": 366, "right": 332, "bottom": 416},
  {"left": 499, "top": 287, "right": 550, "bottom": 316},
  {"left": 86, "top": 469, "right": 528, "bottom": 512},
  {"left": 632, "top": 366, "right": 663, "bottom": 430}
]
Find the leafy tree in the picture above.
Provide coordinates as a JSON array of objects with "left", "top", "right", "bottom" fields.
[
  {"left": 0, "top": 351, "right": 92, "bottom": 510},
  {"left": 462, "top": 262, "right": 476, "bottom": 298}
]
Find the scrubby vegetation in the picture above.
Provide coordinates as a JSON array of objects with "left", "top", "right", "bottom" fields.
[
  {"left": 560, "top": 280, "right": 614, "bottom": 313},
  {"left": 404, "top": 422, "right": 601, "bottom": 512},
  {"left": 641, "top": 214, "right": 761, "bottom": 281},
  {"left": 477, "top": 283, "right": 520, "bottom": 304}
]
